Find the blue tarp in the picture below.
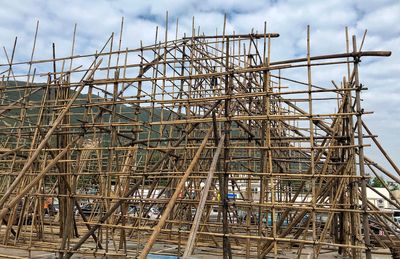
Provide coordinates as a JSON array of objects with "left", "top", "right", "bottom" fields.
[{"left": 147, "top": 254, "right": 182, "bottom": 259}]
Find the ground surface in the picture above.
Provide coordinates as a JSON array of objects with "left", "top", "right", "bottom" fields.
[{"left": 0, "top": 245, "right": 393, "bottom": 259}]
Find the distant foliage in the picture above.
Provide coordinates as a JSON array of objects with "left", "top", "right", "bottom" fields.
[
  {"left": 370, "top": 177, "right": 385, "bottom": 188},
  {"left": 370, "top": 176, "right": 400, "bottom": 191}
]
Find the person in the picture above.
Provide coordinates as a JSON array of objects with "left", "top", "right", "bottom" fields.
[{"left": 43, "top": 197, "right": 52, "bottom": 215}]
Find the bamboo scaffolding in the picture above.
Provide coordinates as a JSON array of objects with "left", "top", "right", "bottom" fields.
[{"left": 0, "top": 17, "right": 398, "bottom": 259}]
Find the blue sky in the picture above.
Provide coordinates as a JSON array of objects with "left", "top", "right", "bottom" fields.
[{"left": 0, "top": 0, "right": 399, "bottom": 172}]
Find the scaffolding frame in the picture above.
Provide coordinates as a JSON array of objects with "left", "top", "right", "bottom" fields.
[{"left": 0, "top": 18, "right": 399, "bottom": 258}]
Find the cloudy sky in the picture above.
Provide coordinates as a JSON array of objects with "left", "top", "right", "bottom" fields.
[{"left": 0, "top": 0, "right": 399, "bottom": 172}]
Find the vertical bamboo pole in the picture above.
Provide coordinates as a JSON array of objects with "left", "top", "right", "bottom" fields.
[{"left": 352, "top": 35, "right": 371, "bottom": 259}]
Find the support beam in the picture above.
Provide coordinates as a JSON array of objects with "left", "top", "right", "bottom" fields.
[
  {"left": 183, "top": 134, "right": 225, "bottom": 259},
  {"left": 138, "top": 128, "right": 212, "bottom": 259}
]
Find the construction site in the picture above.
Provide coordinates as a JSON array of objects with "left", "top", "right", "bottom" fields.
[{"left": 0, "top": 17, "right": 399, "bottom": 259}]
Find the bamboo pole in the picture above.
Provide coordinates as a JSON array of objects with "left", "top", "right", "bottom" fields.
[
  {"left": 0, "top": 20, "right": 397, "bottom": 259},
  {"left": 138, "top": 128, "right": 212, "bottom": 258},
  {"left": 183, "top": 134, "right": 225, "bottom": 258}
]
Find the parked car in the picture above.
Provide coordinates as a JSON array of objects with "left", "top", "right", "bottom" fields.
[
  {"left": 393, "top": 216, "right": 400, "bottom": 231},
  {"left": 117, "top": 205, "right": 138, "bottom": 217},
  {"left": 148, "top": 207, "right": 160, "bottom": 219},
  {"left": 79, "top": 203, "right": 101, "bottom": 216},
  {"left": 5, "top": 200, "right": 33, "bottom": 225},
  {"left": 52, "top": 203, "right": 59, "bottom": 213},
  {"left": 127, "top": 205, "right": 138, "bottom": 216}
]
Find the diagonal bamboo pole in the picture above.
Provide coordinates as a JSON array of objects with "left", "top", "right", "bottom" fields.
[
  {"left": 0, "top": 137, "right": 79, "bottom": 222},
  {"left": 138, "top": 128, "right": 212, "bottom": 259},
  {"left": 0, "top": 58, "right": 103, "bottom": 211},
  {"left": 183, "top": 134, "right": 225, "bottom": 259}
]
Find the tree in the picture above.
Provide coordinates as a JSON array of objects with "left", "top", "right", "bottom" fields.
[
  {"left": 370, "top": 177, "right": 385, "bottom": 188},
  {"left": 391, "top": 184, "right": 400, "bottom": 191}
]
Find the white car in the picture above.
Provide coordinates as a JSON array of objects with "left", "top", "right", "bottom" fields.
[
  {"left": 148, "top": 207, "right": 160, "bottom": 219},
  {"left": 394, "top": 216, "right": 400, "bottom": 231}
]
